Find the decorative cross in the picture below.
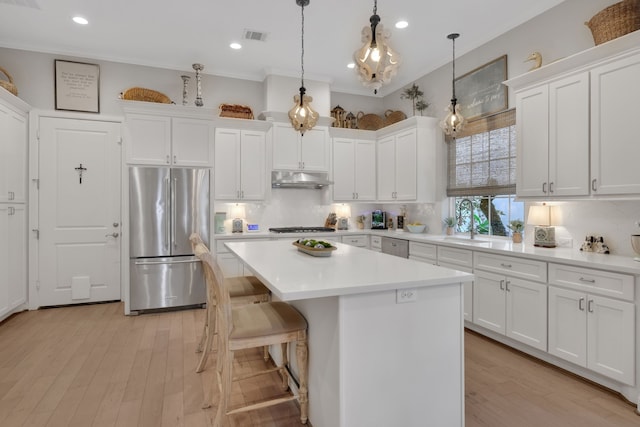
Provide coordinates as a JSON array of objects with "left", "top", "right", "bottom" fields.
[{"left": 74, "top": 163, "right": 87, "bottom": 184}]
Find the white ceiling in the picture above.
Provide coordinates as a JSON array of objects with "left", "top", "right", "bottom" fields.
[{"left": 0, "top": 0, "right": 565, "bottom": 96}]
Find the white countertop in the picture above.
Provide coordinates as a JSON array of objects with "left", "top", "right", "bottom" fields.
[
  {"left": 224, "top": 240, "right": 473, "bottom": 301},
  {"left": 215, "top": 229, "right": 640, "bottom": 275}
]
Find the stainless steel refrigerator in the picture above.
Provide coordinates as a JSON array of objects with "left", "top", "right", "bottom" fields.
[{"left": 129, "top": 166, "right": 209, "bottom": 312}]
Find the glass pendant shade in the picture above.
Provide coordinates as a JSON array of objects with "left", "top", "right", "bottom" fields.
[
  {"left": 440, "top": 33, "right": 465, "bottom": 137},
  {"left": 289, "top": 87, "right": 319, "bottom": 135},
  {"left": 440, "top": 100, "right": 466, "bottom": 137},
  {"left": 353, "top": 2, "right": 400, "bottom": 94}
]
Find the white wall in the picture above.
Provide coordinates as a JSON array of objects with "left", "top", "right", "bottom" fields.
[{"left": 3, "top": 0, "right": 639, "bottom": 256}]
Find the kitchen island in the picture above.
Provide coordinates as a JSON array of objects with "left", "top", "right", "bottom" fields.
[{"left": 224, "top": 239, "right": 474, "bottom": 427}]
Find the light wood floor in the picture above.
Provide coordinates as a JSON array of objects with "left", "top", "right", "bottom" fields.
[{"left": 0, "top": 302, "right": 637, "bottom": 427}]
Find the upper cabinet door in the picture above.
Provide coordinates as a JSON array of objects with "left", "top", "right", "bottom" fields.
[
  {"left": 393, "top": 129, "right": 417, "bottom": 201},
  {"left": 239, "top": 130, "right": 266, "bottom": 200},
  {"left": 332, "top": 138, "right": 356, "bottom": 201},
  {"left": 299, "top": 127, "right": 329, "bottom": 171},
  {"left": 214, "top": 128, "right": 241, "bottom": 200},
  {"left": 172, "top": 117, "right": 214, "bottom": 167},
  {"left": 515, "top": 85, "right": 549, "bottom": 197},
  {"left": 272, "top": 122, "right": 301, "bottom": 170},
  {"left": 353, "top": 139, "right": 376, "bottom": 201},
  {"left": 548, "top": 72, "right": 590, "bottom": 197},
  {"left": 590, "top": 52, "right": 640, "bottom": 195},
  {"left": 377, "top": 135, "right": 396, "bottom": 201},
  {"left": 0, "top": 102, "right": 27, "bottom": 203},
  {"left": 125, "top": 114, "right": 172, "bottom": 165}
]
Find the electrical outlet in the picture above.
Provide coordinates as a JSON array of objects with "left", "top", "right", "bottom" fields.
[
  {"left": 557, "top": 238, "right": 573, "bottom": 248},
  {"left": 396, "top": 288, "right": 417, "bottom": 303}
]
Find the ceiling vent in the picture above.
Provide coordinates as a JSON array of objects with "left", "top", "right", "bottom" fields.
[
  {"left": 243, "top": 29, "right": 268, "bottom": 42},
  {"left": 0, "top": 0, "right": 40, "bottom": 8}
]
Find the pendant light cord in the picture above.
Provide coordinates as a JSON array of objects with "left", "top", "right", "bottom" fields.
[
  {"left": 451, "top": 35, "right": 456, "bottom": 100},
  {"left": 373, "top": 0, "right": 377, "bottom": 15},
  {"left": 300, "top": 2, "right": 305, "bottom": 89}
]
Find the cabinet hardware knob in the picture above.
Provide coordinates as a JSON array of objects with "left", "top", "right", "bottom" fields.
[
  {"left": 105, "top": 232, "right": 119, "bottom": 238},
  {"left": 499, "top": 279, "right": 505, "bottom": 291},
  {"left": 549, "top": 182, "right": 554, "bottom": 193},
  {"left": 579, "top": 277, "right": 595, "bottom": 283},
  {"left": 587, "top": 299, "right": 594, "bottom": 313},
  {"left": 500, "top": 263, "right": 512, "bottom": 268},
  {"left": 166, "top": 155, "right": 170, "bottom": 164},
  {"left": 591, "top": 179, "right": 597, "bottom": 191},
  {"left": 542, "top": 182, "right": 547, "bottom": 193},
  {"left": 505, "top": 280, "right": 511, "bottom": 292}
]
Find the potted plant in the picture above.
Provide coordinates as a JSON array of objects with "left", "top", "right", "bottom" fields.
[
  {"left": 356, "top": 215, "right": 366, "bottom": 230},
  {"left": 401, "top": 83, "right": 429, "bottom": 116},
  {"left": 508, "top": 219, "right": 524, "bottom": 243},
  {"left": 443, "top": 216, "right": 456, "bottom": 235}
]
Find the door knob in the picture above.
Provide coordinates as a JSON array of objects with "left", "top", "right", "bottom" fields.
[
  {"left": 113, "top": 222, "right": 119, "bottom": 227},
  {"left": 105, "top": 232, "right": 119, "bottom": 238}
]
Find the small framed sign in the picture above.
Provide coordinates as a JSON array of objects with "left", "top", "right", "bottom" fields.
[
  {"left": 455, "top": 55, "right": 507, "bottom": 120},
  {"left": 55, "top": 59, "right": 100, "bottom": 113}
]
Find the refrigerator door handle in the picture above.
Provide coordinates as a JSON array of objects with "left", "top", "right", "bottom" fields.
[
  {"left": 164, "top": 177, "right": 171, "bottom": 251},
  {"left": 134, "top": 259, "right": 201, "bottom": 266},
  {"left": 172, "top": 177, "right": 177, "bottom": 249}
]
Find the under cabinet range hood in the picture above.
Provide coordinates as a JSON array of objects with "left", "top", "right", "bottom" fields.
[{"left": 271, "top": 171, "right": 333, "bottom": 189}]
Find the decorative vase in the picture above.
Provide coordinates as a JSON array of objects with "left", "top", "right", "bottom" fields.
[
  {"left": 192, "top": 63, "right": 204, "bottom": 107},
  {"left": 446, "top": 226, "right": 454, "bottom": 235},
  {"left": 357, "top": 222, "right": 364, "bottom": 230},
  {"left": 512, "top": 232, "right": 522, "bottom": 243}
]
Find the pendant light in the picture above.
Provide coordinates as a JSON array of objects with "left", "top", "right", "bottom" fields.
[
  {"left": 440, "top": 33, "right": 466, "bottom": 137},
  {"left": 353, "top": 0, "right": 400, "bottom": 94},
  {"left": 289, "top": 0, "right": 318, "bottom": 135}
]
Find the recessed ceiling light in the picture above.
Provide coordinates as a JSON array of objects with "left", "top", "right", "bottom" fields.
[
  {"left": 347, "top": 63, "right": 355, "bottom": 69},
  {"left": 72, "top": 16, "right": 88, "bottom": 25},
  {"left": 395, "top": 20, "right": 408, "bottom": 29},
  {"left": 230, "top": 42, "right": 242, "bottom": 50}
]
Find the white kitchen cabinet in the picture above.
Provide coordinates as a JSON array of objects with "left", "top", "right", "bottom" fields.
[
  {"left": 0, "top": 94, "right": 28, "bottom": 203},
  {"left": 370, "top": 235, "right": 382, "bottom": 252},
  {"left": 473, "top": 270, "right": 548, "bottom": 351},
  {"left": 272, "top": 122, "right": 329, "bottom": 172},
  {"left": 473, "top": 252, "right": 547, "bottom": 351},
  {"left": 375, "top": 117, "right": 439, "bottom": 202},
  {"left": 515, "top": 72, "right": 590, "bottom": 198},
  {"left": 439, "top": 261, "right": 473, "bottom": 322},
  {"left": 0, "top": 204, "right": 27, "bottom": 320},
  {"left": 377, "top": 129, "right": 416, "bottom": 201},
  {"left": 409, "top": 241, "right": 437, "bottom": 264},
  {"left": 548, "top": 286, "right": 635, "bottom": 385},
  {"left": 590, "top": 51, "right": 640, "bottom": 195},
  {"left": 214, "top": 128, "right": 265, "bottom": 201},
  {"left": 214, "top": 238, "right": 270, "bottom": 277},
  {"left": 332, "top": 137, "right": 376, "bottom": 201},
  {"left": 124, "top": 113, "right": 214, "bottom": 166}
]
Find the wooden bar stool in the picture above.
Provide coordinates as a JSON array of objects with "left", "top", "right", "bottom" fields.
[
  {"left": 197, "top": 250, "right": 309, "bottom": 426},
  {"left": 190, "top": 233, "right": 270, "bottom": 373}
]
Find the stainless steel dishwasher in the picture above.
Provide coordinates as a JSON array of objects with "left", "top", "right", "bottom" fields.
[{"left": 381, "top": 237, "right": 409, "bottom": 258}]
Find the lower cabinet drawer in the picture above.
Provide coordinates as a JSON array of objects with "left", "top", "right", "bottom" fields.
[
  {"left": 437, "top": 246, "right": 473, "bottom": 268},
  {"left": 548, "top": 263, "right": 634, "bottom": 301},
  {"left": 474, "top": 252, "right": 547, "bottom": 283},
  {"left": 371, "top": 235, "right": 382, "bottom": 250},
  {"left": 342, "top": 235, "right": 369, "bottom": 247},
  {"left": 409, "top": 241, "right": 437, "bottom": 260}
]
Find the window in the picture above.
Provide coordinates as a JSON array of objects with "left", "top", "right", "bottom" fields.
[{"left": 447, "top": 109, "right": 523, "bottom": 237}]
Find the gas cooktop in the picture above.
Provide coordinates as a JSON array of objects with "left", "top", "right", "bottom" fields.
[{"left": 268, "top": 226, "right": 336, "bottom": 233}]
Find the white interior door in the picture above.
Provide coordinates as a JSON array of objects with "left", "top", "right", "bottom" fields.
[{"left": 38, "top": 117, "right": 121, "bottom": 306}]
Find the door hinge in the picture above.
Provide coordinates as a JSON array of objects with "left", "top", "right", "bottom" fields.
[{"left": 32, "top": 228, "right": 39, "bottom": 239}]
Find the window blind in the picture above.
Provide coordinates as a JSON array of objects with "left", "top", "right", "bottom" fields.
[{"left": 447, "top": 109, "right": 516, "bottom": 197}]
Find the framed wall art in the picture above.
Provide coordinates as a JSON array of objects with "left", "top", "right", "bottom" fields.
[
  {"left": 55, "top": 59, "right": 100, "bottom": 113},
  {"left": 455, "top": 55, "right": 507, "bottom": 120}
]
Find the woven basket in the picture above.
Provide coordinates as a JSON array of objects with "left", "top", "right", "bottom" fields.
[
  {"left": 585, "top": 0, "right": 640, "bottom": 46},
  {"left": 219, "top": 104, "right": 254, "bottom": 119},
  {"left": 120, "top": 87, "right": 172, "bottom": 103},
  {"left": 0, "top": 66, "right": 18, "bottom": 96},
  {"left": 356, "top": 111, "right": 384, "bottom": 130},
  {"left": 383, "top": 110, "right": 407, "bottom": 127}
]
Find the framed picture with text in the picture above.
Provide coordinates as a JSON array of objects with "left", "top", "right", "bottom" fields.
[
  {"left": 55, "top": 59, "right": 100, "bottom": 113},
  {"left": 455, "top": 55, "right": 507, "bottom": 120}
]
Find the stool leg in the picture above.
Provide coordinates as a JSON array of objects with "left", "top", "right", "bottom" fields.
[
  {"left": 296, "top": 331, "right": 309, "bottom": 424},
  {"left": 280, "top": 343, "right": 289, "bottom": 390},
  {"left": 196, "top": 303, "right": 215, "bottom": 373},
  {"left": 214, "top": 349, "right": 233, "bottom": 427},
  {"left": 195, "top": 305, "right": 208, "bottom": 353}
]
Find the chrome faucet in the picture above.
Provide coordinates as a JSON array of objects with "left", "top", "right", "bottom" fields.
[{"left": 458, "top": 198, "right": 475, "bottom": 239}]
